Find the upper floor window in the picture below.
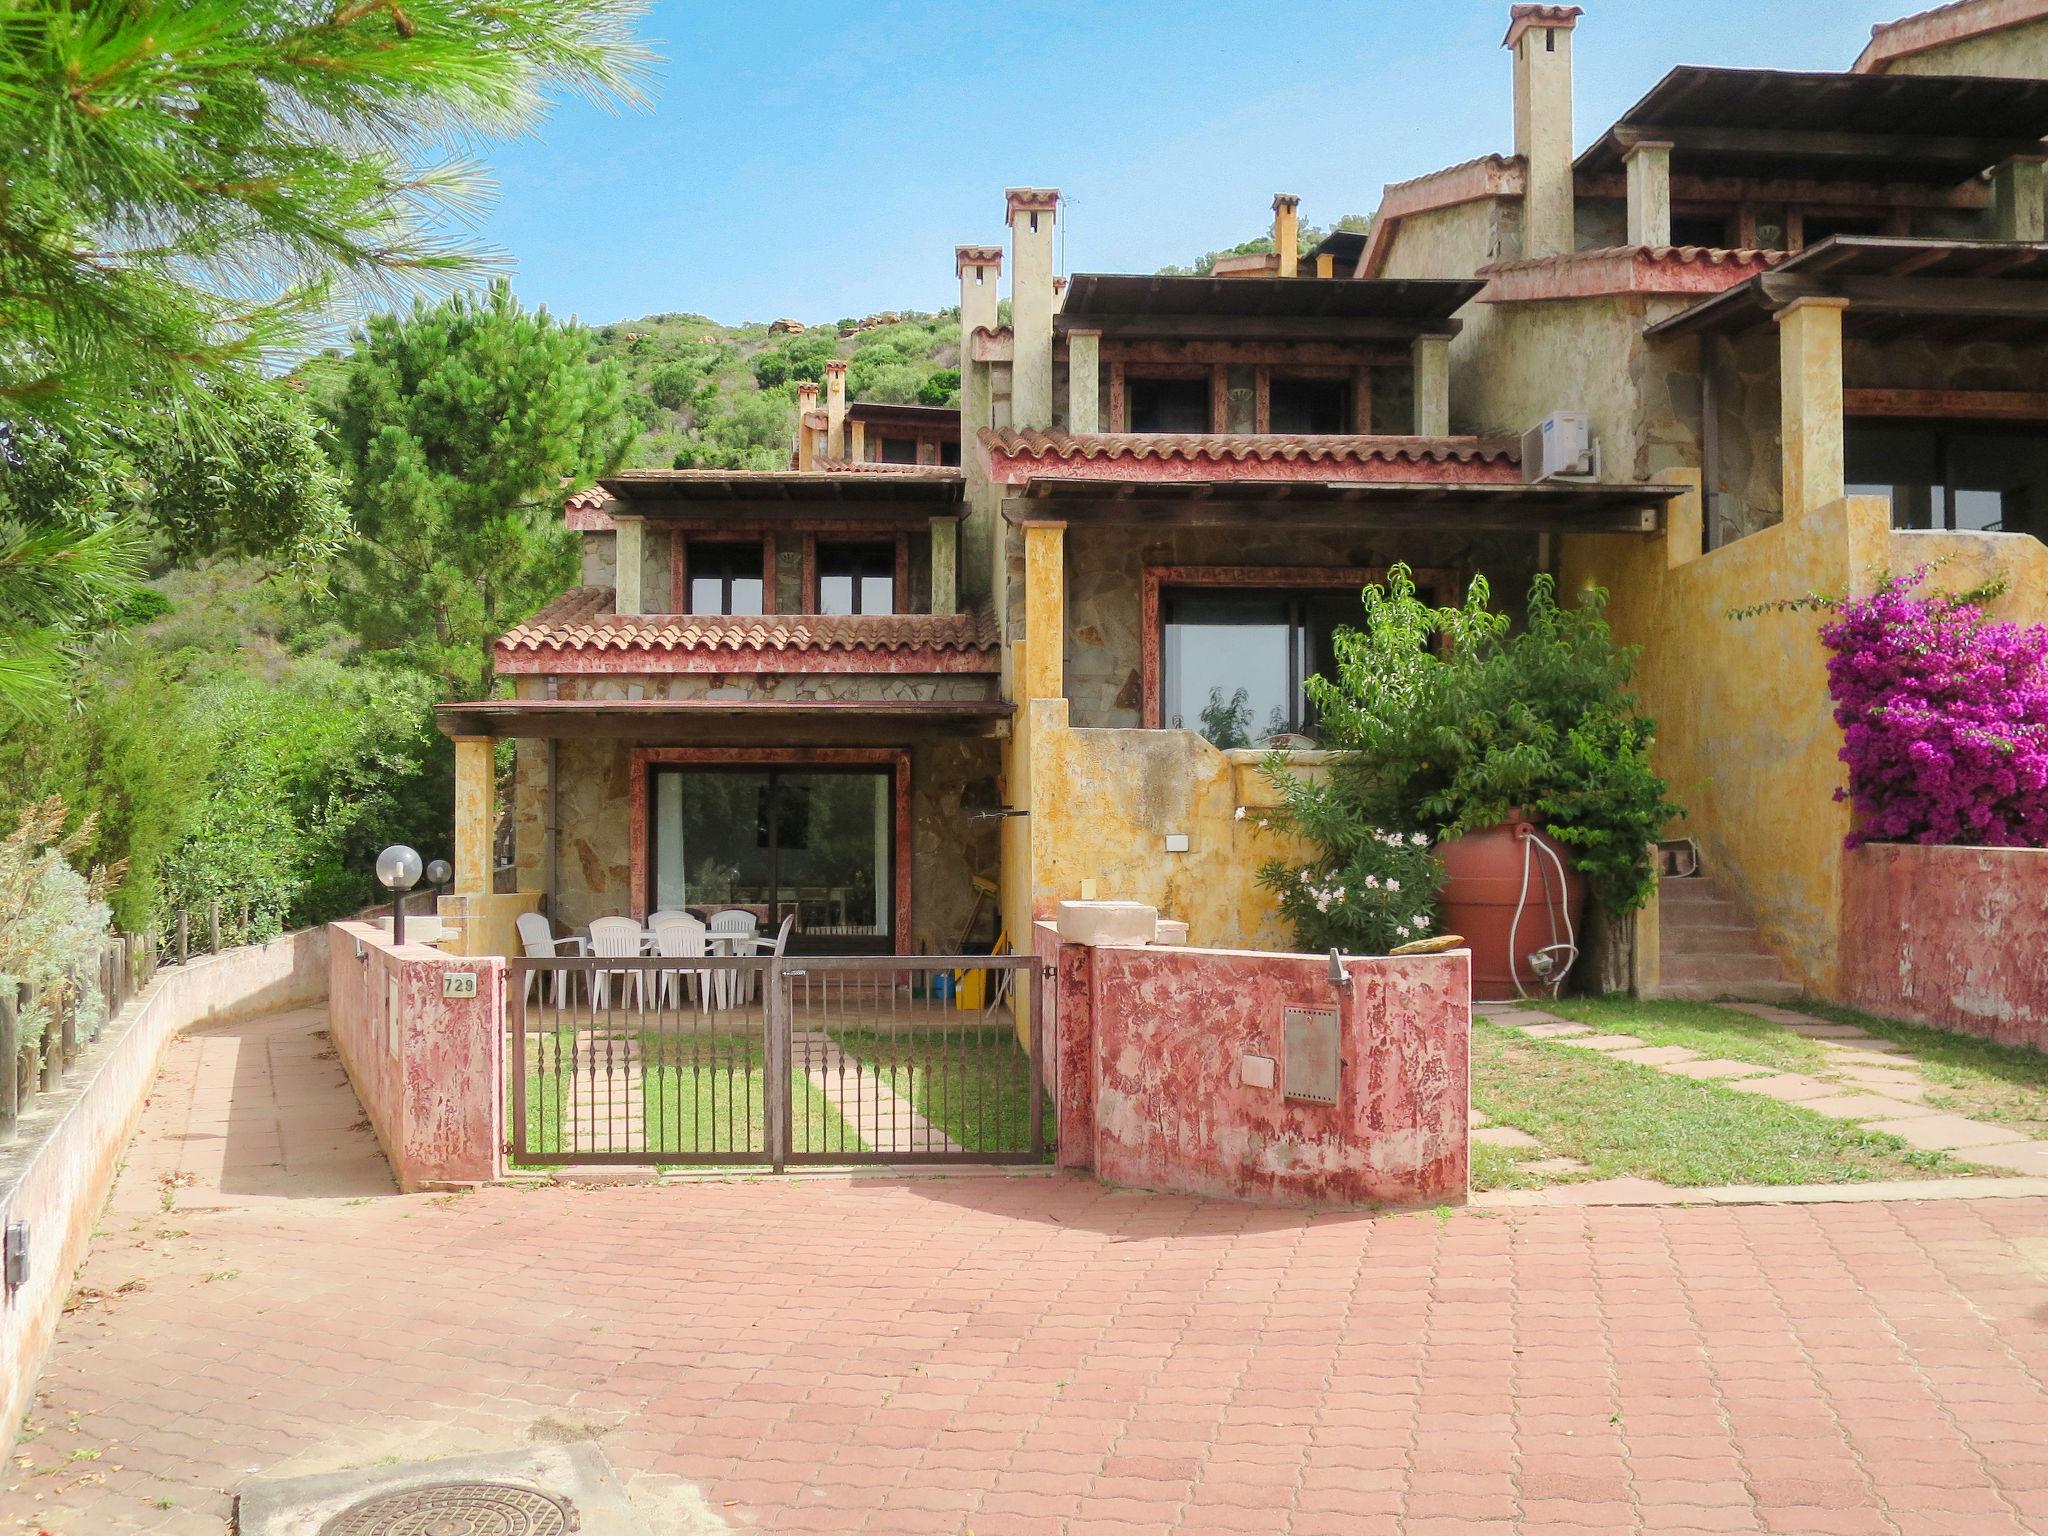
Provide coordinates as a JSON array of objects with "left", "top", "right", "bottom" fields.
[
  {"left": 1847, "top": 419, "right": 2048, "bottom": 543},
  {"left": 878, "top": 436, "right": 918, "bottom": 464},
  {"left": 938, "top": 439, "right": 961, "bottom": 466},
  {"left": 1128, "top": 376, "right": 1211, "bottom": 433},
  {"left": 689, "top": 541, "right": 765, "bottom": 615},
  {"left": 1269, "top": 377, "right": 1352, "bottom": 434},
  {"left": 818, "top": 542, "right": 895, "bottom": 615}
]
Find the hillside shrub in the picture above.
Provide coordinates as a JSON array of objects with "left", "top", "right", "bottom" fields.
[
  {"left": 1820, "top": 568, "right": 2048, "bottom": 847},
  {"left": 0, "top": 799, "right": 114, "bottom": 1057}
]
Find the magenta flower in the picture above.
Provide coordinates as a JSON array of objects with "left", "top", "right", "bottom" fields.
[{"left": 1819, "top": 567, "right": 2048, "bottom": 849}]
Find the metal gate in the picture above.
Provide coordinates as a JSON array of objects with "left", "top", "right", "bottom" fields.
[{"left": 507, "top": 953, "right": 1044, "bottom": 1169}]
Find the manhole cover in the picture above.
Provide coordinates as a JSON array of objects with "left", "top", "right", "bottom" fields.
[{"left": 319, "top": 1481, "right": 578, "bottom": 1536}]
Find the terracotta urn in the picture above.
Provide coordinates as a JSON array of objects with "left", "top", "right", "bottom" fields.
[{"left": 1436, "top": 817, "right": 1586, "bottom": 1003}]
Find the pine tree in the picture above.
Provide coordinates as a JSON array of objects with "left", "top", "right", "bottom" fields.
[{"left": 325, "top": 282, "right": 632, "bottom": 700}]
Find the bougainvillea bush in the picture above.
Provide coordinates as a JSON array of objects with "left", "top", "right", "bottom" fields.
[{"left": 1821, "top": 569, "right": 2048, "bottom": 847}]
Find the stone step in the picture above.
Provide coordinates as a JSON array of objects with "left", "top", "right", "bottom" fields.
[
  {"left": 1662, "top": 952, "right": 1792, "bottom": 987},
  {"left": 1662, "top": 923, "right": 1783, "bottom": 959},
  {"left": 1657, "top": 878, "right": 1732, "bottom": 905}
]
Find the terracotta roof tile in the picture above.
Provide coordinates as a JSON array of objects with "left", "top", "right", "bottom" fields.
[
  {"left": 498, "top": 588, "right": 999, "bottom": 658},
  {"left": 979, "top": 429, "right": 1519, "bottom": 467},
  {"left": 563, "top": 485, "right": 617, "bottom": 531},
  {"left": 809, "top": 458, "right": 963, "bottom": 475},
  {"left": 1481, "top": 244, "right": 1786, "bottom": 275}
]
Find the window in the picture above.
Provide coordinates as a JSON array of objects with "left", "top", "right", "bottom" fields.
[
  {"left": 878, "top": 436, "right": 918, "bottom": 464},
  {"left": 1670, "top": 213, "right": 1730, "bottom": 248},
  {"left": 938, "top": 439, "right": 961, "bottom": 466},
  {"left": 1161, "top": 589, "right": 1358, "bottom": 746},
  {"left": 1846, "top": 420, "right": 2048, "bottom": 542},
  {"left": 1127, "top": 376, "right": 1211, "bottom": 433},
  {"left": 818, "top": 542, "right": 895, "bottom": 615},
  {"left": 687, "top": 542, "right": 765, "bottom": 615},
  {"left": 1268, "top": 377, "right": 1352, "bottom": 434},
  {"left": 649, "top": 766, "right": 893, "bottom": 954}
]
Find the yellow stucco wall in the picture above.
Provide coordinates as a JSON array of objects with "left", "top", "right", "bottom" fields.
[
  {"left": 1883, "top": 20, "right": 2048, "bottom": 77},
  {"left": 1024, "top": 713, "right": 1321, "bottom": 953},
  {"left": 1562, "top": 496, "right": 2048, "bottom": 996}
]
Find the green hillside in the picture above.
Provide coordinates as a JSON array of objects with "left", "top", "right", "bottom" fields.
[{"left": 586, "top": 309, "right": 964, "bottom": 470}]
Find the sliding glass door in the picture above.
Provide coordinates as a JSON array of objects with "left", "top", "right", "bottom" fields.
[{"left": 648, "top": 765, "right": 894, "bottom": 954}]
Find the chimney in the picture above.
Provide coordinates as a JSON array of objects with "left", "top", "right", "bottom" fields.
[
  {"left": 794, "top": 381, "right": 819, "bottom": 471},
  {"left": 1272, "top": 194, "right": 1301, "bottom": 278},
  {"left": 1006, "top": 188, "right": 1059, "bottom": 431},
  {"left": 1504, "top": 4, "right": 1581, "bottom": 260},
  {"left": 823, "top": 360, "right": 847, "bottom": 460}
]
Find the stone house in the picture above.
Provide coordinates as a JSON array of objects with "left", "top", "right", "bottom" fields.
[{"left": 436, "top": 0, "right": 2048, "bottom": 1014}]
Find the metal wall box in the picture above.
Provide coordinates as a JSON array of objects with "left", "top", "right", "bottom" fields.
[{"left": 1282, "top": 1006, "right": 1342, "bottom": 1104}]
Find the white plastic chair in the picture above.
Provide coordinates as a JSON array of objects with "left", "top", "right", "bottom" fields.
[
  {"left": 707, "top": 909, "right": 759, "bottom": 944},
  {"left": 642, "top": 910, "right": 686, "bottom": 951},
  {"left": 732, "top": 913, "right": 796, "bottom": 1002},
  {"left": 649, "top": 913, "right": 712, "bottom": 1010},
  {"left": 515, "top": 912, "right": 586, "bottom": 1005},
  {"left": 588, "top": 916, "right": 648, "bottom": 1009}
]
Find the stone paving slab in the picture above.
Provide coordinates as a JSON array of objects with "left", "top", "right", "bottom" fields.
[
  {"left": 1518, "top": 1020, "right": 1590, "bottom": 1039},
  {"left": 1798, "top": 1092, "right": 1941, "bottom": 1122},
  {"left": 1605, "top": 1044, "right": 1704, "bottom": 1067},
  {"left": 1662, "top": 1057, "right": 1774, "bottom": 1081},
  {"left": 1552, "top": 1032, "right": 1644, "bottom": 1051},
  {"left": 1471, "top": 1124, "right": 1541, "bottom": 1149},
  {"left": 1726, "top": 1071, "right": 1839, "bottom": 1102},
  {"left": 1951, "top": 1142, "right": 2048, "bottom": 1177},
  {"left": 1868, "top": 1113, "right": 2037, "bottom": 1152}
]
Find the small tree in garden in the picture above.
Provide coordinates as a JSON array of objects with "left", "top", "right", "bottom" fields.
[
  {"left": 1818, "top": 569, "right": 2048, "bottom": 847},
  {"left": 1255, "top": 565, "right": 1678, "bottom": 954},
  {"left": 0, "top": 798, "right": 118, "bottom": 1061}
]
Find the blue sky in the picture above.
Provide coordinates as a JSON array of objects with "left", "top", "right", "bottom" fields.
[{"left": 473, "top": 2, "right": 1899, "bottom": 328}]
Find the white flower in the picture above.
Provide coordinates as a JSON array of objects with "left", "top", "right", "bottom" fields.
[
  {"left": 1363, "top": 874, "right": 1380, "bottom": 889},
  {"left": 1234, "top": 806, "right": 1247, "bottom": 821},
  {"left": 1298, "top": 870, "right": 1312, "bottom": 885},
  {"left": 1413, "top": 915, "right": 1431, "bottom": 933},
  {"left": 1386, "top": 879, "right": 1401, "bottom": 893},
  {"left": 1410, "top": 832, "right": 1429, "bottom": 847},
  {"left": 1395, "top": 924, "right": 1410, "bottom": 937}
]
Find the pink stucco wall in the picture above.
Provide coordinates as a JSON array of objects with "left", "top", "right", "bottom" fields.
[
  {"left": 326, "top": 923, "right": 502, "bottom": 1189},
  {"left": 1840, "top": 844, "right": 2048, "bottom": 1052},
  {"left": 1043, "top": 924, "right": 1470, "bottom": 1207},
  {"left": 1, "top": 929, "right": 330, "bottom": 1458}
]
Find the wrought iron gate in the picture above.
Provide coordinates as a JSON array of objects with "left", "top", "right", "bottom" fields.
[{"left": 507, "top": 953, "right": 1044, "bottom": 1169}]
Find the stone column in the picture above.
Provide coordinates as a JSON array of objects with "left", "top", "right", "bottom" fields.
[
  {"left": 1272, "top": 193, "right": 1300, "bottom": 278},
  {"left": 1413, "top": 334, "right": 1451, "bottom": 437},
  {"left": 1067, "top": 328, "right": 1101, "bottom": 433},
  {"left": 1625, "top": 140, "right": 1673, "bottom": 247},
  {"left": 955, "top": 244, "right": 1003, "bottom": 610},
  {"left": 824, "top": 360, "right": 848, "bottom": 460},
  {"left": 1506, "top": 4, "right": 1578, "bottom": 261},
  {"left": 1022, "top": 521, "right": 1065, "bottom": 702},
  {"left": 613, "top": 515, "right": 644, "bottom": 615},
  {"left": 1776, "top": 296, "right": 1850, "bottom": 522},
  {"left": 1007, "top": 189, "right": 1060, "bottom": 432},
  {"left": 930, "top": 517, "right": 957, "bottom": 615},
  {"left": 1991, "top": 155, "right": 2047, "bottom": 242},
  {"left": 453, "top": 736, "right": 495, "bottom": 896}
]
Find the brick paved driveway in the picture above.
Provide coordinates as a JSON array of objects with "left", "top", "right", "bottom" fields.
[{"left": 5, "top": 1005, "right": 2048, "bottom": 1536}]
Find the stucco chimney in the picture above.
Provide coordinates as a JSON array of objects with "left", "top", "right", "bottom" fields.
[
  {"left": 1006, "top": 188, "right": 1059, "bottom": 432},
  {"left": 1272, "top": 194, "right": 1300, "bottom": 278},
  {"left": 823, "top": 360, "right": 847, "bottom": 460},
  {"left": 794, "top": 381, "right": 820, "bottom": 471},
  {"left": 1504, "top": 4, "right": 1581, "bottom": 260}
]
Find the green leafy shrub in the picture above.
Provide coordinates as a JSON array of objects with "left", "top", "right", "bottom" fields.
[
  {"left": 1256, "top": 819, "right": 1444, "bottom": 954},
  {"left": 0, "top": 799, "right": 115, "bottom": 1056},
  {"left": 1259, "top": 565, "right": 1677, "bottom": 948}
]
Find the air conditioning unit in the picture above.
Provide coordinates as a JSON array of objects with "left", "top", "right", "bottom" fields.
[{"left": 1521, "top": 412, "right": 1596, "bottom": 482}]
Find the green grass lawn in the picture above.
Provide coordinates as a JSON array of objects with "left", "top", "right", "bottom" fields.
[
  {"left": 643, "top": 1045, "right": 860, "bottom": 1159},
  {"left": 1538, "top": 997, "right": 1829, "bottom": 1073},
  {"left": 1469, "top": 1021, "right": 1954, "bottom": 1190},
  {"left": 830, "top": 1026, "right": 1050, "bottom": 1156}
]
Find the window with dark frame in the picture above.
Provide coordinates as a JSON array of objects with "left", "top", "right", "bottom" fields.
[
  {"left": 1846, "top": 418, "right": 2048, "bottom": 543},
  {"left": 938, "top": 439, "right": 962, "bottom": 466},
  {"left": 1268, "top": 377, "right": 1352, "bottom": 434},
  {"left": 1161, "top": 588, "right": 1360, "bottom": 747},
  {"left": 878, "top": 436, "right": 918, "bottom": 464},
  {"left": 818, "top": 541, "right": 896, "bottom": 615},
  {"left": 687, "top": 541, "right": 765, "bottom": 616},
  {"left": 1127, "top": 376, "right": 1212, "bottom": 433}
]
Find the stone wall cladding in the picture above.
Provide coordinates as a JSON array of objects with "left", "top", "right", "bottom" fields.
[
  {"left": 515, "top": 732, "right": 998, "bottom": 946},
  {"left": 1062, "top": 525, "right": 1541, "bottom": 731}
]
